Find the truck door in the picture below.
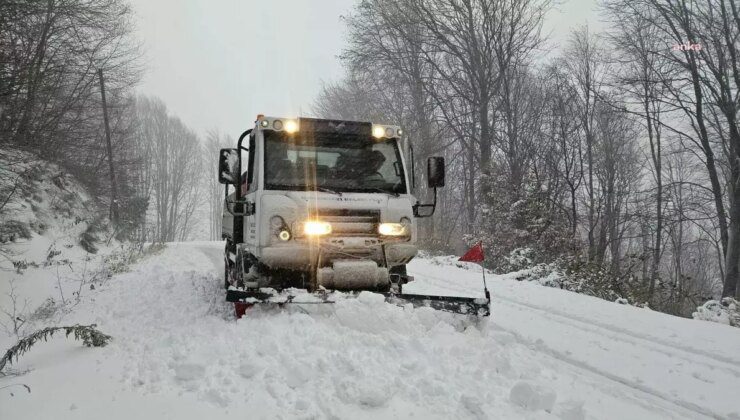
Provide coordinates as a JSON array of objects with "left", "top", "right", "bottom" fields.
[{"left": 241, "top": 133, "right": 258, "bottom": 254}]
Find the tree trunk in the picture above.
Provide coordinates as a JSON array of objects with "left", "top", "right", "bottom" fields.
[
  {"left": 98, "top": 69, "right": 119, "bottom": 225},
  {"left": 723, "top": 159, "right": 740, "bottom": 298},
  {"left": 645, "top": 97, "right": 662, "bottom": 300},
  {"left": 466, "top": 144, "right": 477, "bottom": 235},
  {"left": 479, "top": 100, "right": 492, "bottom": 188},
  {"left": 586, "top": 122, "right": 596, "bottom": 261}
]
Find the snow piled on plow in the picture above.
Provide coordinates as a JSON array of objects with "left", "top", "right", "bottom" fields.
[{"left": 2, "top": 242, "right": 740, "bottom": 419}]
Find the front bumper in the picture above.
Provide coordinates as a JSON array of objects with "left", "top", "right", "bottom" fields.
[{"left": 258, "top": 239, "right": 417, "bottom": 270}]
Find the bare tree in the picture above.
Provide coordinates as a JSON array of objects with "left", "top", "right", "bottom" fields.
[
  {"left": 134, "top": 96, "right": 203, "bottom": 243},
  {"left": 0, "top": 0, "right": 143, "bottom": 237},
  {"left": 606, "top": 3, "right": 668, "bottom": 300},
  {"left": 205, "top": 131, "right": 233, "bottom": 241},
  {"left": 563, "top": 26, "right": 610, "bottom": 261},
  {"left": 543, "top": 64, "right": 583, "bottom": 242},
  {"left": 604, "top": 0, "right": 740, "bottom": 297},
  {"left": 309, "top": 0, "right": 740, "bottom": 315}
]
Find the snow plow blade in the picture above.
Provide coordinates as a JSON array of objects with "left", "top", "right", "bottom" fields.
[
  {"left": 226, "top": 289, "right": 335, "bottom": 304},
  {"left": 226, "top": 289, "right": 490, "bottom": 316},
  {"left": 383, "top": 292, "right": 491, "bottom": 317}
]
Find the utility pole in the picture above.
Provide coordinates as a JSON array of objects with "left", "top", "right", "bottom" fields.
[{"left": 98, "top": 68, "right": 119, "bottom": 224}]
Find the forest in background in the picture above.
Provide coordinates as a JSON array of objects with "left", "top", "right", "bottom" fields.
[
  {"left": 314, "top": 0, "right": 740, "bottom": 316},
  {"left": 0, "top": 0, "right": 231, "bottom": 246},
  {"left": 2, "top": 0, "right": 739, "bottom": 318}
]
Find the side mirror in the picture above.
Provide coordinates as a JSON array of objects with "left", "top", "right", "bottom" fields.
[
  {"left": 427, "top": 157, "right": 445, "bottom": 188},
  {"left": 413, "top": 158, "right": 443, "bottom": 218},
  {"left": 218, "top": 148, "right": 239, "bottom": 184},
  {"left": 413, "top": 204, "right": 435, "bottom": 218}
]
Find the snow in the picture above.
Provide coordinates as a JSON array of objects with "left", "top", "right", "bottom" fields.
[
  {"left": 2, "top": 241, "right": 740, "bottom": 419},
  {"left": 0, "top": 149, "right": 123, "bottom": 324},
  {"left": 509, "top": 381, "right": 558, "bottom": 412},
  {"left": 693, "top": 298, "right": 740, "bottom": 327}
]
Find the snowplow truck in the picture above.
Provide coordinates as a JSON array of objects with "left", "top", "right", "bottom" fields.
[{"left": 218, "top": 116, "right": 490, "bottom": 316}]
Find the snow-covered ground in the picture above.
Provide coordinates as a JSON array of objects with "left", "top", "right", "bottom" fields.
[{"left": 2, "top": 242, "right": 740, "bottom": 419}]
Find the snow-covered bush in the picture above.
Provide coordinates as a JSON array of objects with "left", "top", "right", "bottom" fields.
[
  {"left": 103, "top": 242, "right": 166, "bottom": 275},
  {"left": 505, "top": 256, "right": 655, "bottom": 310},
  {"left": 474, "top": 167, "right": 577, "bottom": 273},
  {"left": 505, "top": 248, "right": 535, "bottom": 271},
  {"left": 614, "top": 298, "right": 629, "bottom": 305},
  {"left": 507, "top": 262, "right": 556, "bottom": 283},
  {"left": 555, "top": 258, "right": 620, "bottom": 300},
  {"left": 692, "top": 298, "right": 740, "bottom": 328},
  {"left": 0, "top": 220, "right": 32, "bottom": 243}
]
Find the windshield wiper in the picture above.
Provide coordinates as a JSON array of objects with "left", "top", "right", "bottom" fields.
[
  {"left": 267, "top": 183, "right": 343, "bottom": 196},
  {"left": 316, "top": 186, "right": 343, "bottom": 196},
  {"left": 364, "top": 187, "right": 400, "bottom": 197},
  {"left": 266, "top": 183, "right": 302, "bottom": 191}
]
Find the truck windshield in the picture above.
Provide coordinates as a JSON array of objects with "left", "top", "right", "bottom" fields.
[{"left": 264, "top": 133, "right": 407, "bottom": 195}]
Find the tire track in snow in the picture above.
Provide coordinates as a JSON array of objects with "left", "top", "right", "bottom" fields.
[
  {"left": 495, "top": 295, "right": 740, "bottom": 378},
  {"left": 492, "top": 322, "right": 723, "bottom": 420},
  {"left": 410, "top": 267, "right": 731, "bottom": 419},
  {"left": 193, "top": 250, "right": 727, "bottom": 419},
  {"left": 412, "top": 268, "right": 740, "bottom": 372}
]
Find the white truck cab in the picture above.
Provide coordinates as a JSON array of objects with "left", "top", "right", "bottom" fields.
[{"left": 217, "top": 116, "right": 488, "bottom": 317}]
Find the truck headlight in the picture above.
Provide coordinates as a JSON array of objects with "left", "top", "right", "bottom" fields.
[
  {"left": 372, "top": 125, "right": 386, "bottom": 138},
  {"left": 302, "top": 220, "right": 332, "bottom": 236},
  {"left": 378, "top": 222, "right": 407, "bottom": 236},
  {"left": 284, "top": 119, "right": 299, "bottom": 133}
]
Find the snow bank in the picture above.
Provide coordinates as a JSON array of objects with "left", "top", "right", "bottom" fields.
[
  {"left": 0, "top": 148, "right": 107, "bottom": 251},
  {"left": 0, "top": 149, "right": 132, "bottom": 340},
  {"left": 3, "top": 242, "right": 740, "bottom": 420}
]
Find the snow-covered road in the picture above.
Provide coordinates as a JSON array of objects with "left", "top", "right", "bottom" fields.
[
  {"left": 2, "top": 242, "right": 739, "bottom": 419},
  {"left": 409, "top": 259, "right": 740, "bottom": 419}
]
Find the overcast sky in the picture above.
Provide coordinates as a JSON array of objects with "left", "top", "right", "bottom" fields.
[{"left": 130, "top": 0, "right": 599, "bottom": 140}]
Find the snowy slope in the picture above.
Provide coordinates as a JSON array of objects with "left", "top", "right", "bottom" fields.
[
  {"left": 0, "top": 149, "right": 119, "bottom": 320},
  {"left": 1, "top": 242, "right": 739, "bottom": 419}
]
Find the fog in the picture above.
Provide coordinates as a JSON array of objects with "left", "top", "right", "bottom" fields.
[
  {"left": 130, "top": 0, "right": 599, "bottom": 139},
  {"left": 130, "top": 0, "right": 353, "bottom": 137}
]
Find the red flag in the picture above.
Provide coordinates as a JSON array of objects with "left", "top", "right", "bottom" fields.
[{"left": 459, "top": 241, "right": 484, "bottom": 263}]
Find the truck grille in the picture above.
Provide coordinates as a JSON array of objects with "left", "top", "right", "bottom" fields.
[{"left": 318, "top": 209, "right": 379, "bottom": 237}]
